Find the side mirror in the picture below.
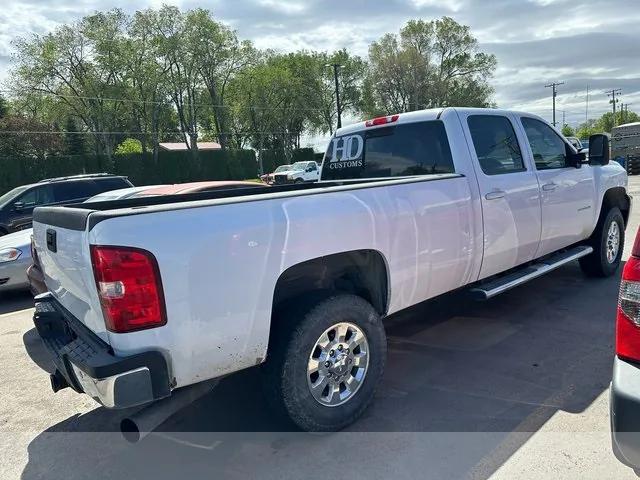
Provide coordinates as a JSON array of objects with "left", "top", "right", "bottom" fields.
[
  {"left": 589, "top": 133, "right": 610, "bottom": 165},
  {"left": 13, "top": 201, "right": 25, "bottom": 211}
]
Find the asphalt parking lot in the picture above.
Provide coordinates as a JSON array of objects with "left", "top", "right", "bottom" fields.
[{"left": 2, "top": 178, "right": 640, "bottom": 480}]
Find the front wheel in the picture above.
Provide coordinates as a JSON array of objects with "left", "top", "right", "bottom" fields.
[
  {"left": 294, "top": 178, "right": 304, "bottom": 184},
  {"left": 579, "top": 207, "right": 624, "bottom": 277},
  {"left": 262, "top": 294, "right": 386, "bottom": 431}
]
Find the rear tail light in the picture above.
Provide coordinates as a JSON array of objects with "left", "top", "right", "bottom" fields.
[
  {"left": 617, "top": 255, "right": 640, "bottom": 362},
  {"left": 365, "top": 115, "right": 399, "bottom": 127},
  {"left": 90, "top": 245, "right": 167, "bottom": 333}
]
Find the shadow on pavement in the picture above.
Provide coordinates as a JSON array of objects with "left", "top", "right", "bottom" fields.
[
  {"left": 20, "top": 262, "right": 620, "bottom": 479},
  {"left": 0, "top": 290, "right": 33, "bottom": 316}
]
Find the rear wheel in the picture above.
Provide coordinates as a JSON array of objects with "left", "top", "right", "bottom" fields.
[
  {"left": 579, "top": 207, "right": 624, "bottom": 277},
  {"left": 262, "top": 294, "right": 386, "bottom": 431}
]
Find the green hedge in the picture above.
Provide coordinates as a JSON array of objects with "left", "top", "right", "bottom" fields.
[
  {"left": 0, "top": 150, "right": 255, "bottom": 194},
  {"left": 0, "top": 147, "right": 319, "bottom": 194}
]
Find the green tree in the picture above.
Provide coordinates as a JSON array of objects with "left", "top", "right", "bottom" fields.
[
  {"left": 363, "top": 17, "right": 496, "bottom": 116},
  {"left": 122, "top": 8, "right": 179, "bottom": 161},
  {"left": 0, "top": 95, "right": 8, "bottom": 118},
  {"left": 307, "top": 49, "right": 367, "bottom": 135},
  {"left": 185, "top": 8, "right": 255, "bottom": 149},
  {"left": 11, "top": 9, "right": 130, "bottom": 158},
  {"left": 576, "top": 119, "right": 598, "bottom": 139},
  {"left": 0, "top": 114, "right": 63, "bottom": 159},
  {"left": 596, "top": 110, "right": 640, "bottom": 133},
  {"left": 115, "top": 137, "right": 143, "bottom": 155},
  {"left": 63, "top": 116, "right": 86, "bottom": 155},
  {"left": 561, "top": 124, "right": 575, "bottom": 137}
]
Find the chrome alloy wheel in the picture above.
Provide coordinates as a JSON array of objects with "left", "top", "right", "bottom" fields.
[
  {"left": 607, "top": 221, "right": 621, "bottom": 264},
  {"left": 307, "top": 322, "right": 369, "bottom": 407}
]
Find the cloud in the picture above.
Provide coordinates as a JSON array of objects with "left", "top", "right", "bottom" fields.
[{"left": 1, "top": 0, "right": 639, "bottom": 130}]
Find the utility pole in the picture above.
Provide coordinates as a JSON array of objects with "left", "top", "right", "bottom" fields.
[
  {"left": 326, "top": 63, "right": 344, "bottom": 130},
  {"left": 623, "top": 103, "right": 632, "bottom": 124},
  {"left": 606, "top": 88, "right": 622, "bottom": 126},
  {"left": 545, "top": 81, "right": 564, "bottom": 127},
  {"left": 562, "top": 110, "right": 566, "bottom": 128},
  {"left": 585, "top": 85, "right": 589, "bottom": 124}
]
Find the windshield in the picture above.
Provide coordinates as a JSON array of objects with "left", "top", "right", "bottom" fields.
[
  {"left": 291, "top": 162, "right": 307, "bottom": 170},
  {"left": 275, "top": 165, "right": 292, "bottom": 173},
  {"left": 0, "top": 185, "right": 29, "bottom": 208}
]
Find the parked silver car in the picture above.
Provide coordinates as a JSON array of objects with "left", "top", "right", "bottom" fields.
[{"left": 0, "top": 229, "right": 33, "bottom": 292}]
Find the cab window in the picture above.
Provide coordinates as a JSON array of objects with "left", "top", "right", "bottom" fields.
[
  {"left": 322, "top": 121, "right": 454, "bottom": 180},
  {"left": 521, "top": 117, "right": 568, "bottom": 170},
  {"left": 467, "top": 115, "right": 525, "bottom": 175}
]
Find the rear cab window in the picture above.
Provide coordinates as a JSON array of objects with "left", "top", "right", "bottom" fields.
[{"left": 321, "top": 121, "right": 455, "bottom": 180}]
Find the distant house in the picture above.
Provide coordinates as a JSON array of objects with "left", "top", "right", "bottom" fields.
[{"left": 158, "top": 141, "right": 222, "bottom": 151}]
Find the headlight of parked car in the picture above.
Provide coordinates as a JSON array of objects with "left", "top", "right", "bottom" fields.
[{"left": 0, "top": 248, "right": 22, "bottom": 263}]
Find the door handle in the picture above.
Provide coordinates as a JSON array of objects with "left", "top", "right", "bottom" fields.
[
  {"left": 485, "top": 189, "right": 506, "bottom": 200},
  {"left": 542, "top": 182, "right": 557, "bottom": 191}
]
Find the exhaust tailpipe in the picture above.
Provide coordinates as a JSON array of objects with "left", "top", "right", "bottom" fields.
[{"left": 120, "top": 380, "right": 218, "bottom": 443}]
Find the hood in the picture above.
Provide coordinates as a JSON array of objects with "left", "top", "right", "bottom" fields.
[{"left": 0, "top": 228, "right": 33, "bottom": 251}]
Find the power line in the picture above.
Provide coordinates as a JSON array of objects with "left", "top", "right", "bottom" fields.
[
  {"left": 0, "top": 88, "right": 331, "bottom": 113},
  {"left": 0, "top": 130, "right": 312, "bottom": 136},
  {"left": 545, "top": 81, "right": 564, "bottom": 127}
]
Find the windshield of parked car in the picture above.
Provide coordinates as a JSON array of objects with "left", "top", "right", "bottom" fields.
[
  {"left": 275, "top": 165, "right": 292, "bottom": 173},
  {"left": 291, "top": 162, "right": 307, "bottom": 171},
  {"left": 0, "top": 185, "right": 29, "bottom": 209}
]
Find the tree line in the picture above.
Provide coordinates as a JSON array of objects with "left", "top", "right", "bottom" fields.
[
  {"left": 563, "top": 110, "right": 640, "bottom": 139},
  {"left": 0, "top": 7, "right": 497, "bottom": 163}
]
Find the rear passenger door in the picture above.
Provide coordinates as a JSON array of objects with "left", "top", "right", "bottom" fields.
[
  {"left": 519, "top": 117, "right": 596, "bottom": 257},
  {"left": 462, "top": 112, "right": 542, "bottom": 279}
]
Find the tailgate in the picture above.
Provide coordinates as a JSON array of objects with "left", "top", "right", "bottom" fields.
[{"left": 32, "top": 207, "right": 108, "bottom": 341}]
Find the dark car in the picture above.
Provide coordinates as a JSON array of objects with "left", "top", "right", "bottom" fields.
[
  {"left": 612, "top": 225, "right": 640, "bottom": 471},
  {"left": 0, "top": 174, "right": 132, "bottom": 236}
]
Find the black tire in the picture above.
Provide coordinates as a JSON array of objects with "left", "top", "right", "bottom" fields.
[
  {"left": 579, "top": 207, "right": 624, "bottom": 277},
  {"left": 262, "top": 293, "right": 386, "bottom": 431},
  {"left": 294, "top": 178, "right": 304, "bottom": 184}
]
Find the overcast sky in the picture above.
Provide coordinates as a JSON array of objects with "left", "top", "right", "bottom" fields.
[{"left": 1, "top": 0, "right": 638, "bottom": 148}]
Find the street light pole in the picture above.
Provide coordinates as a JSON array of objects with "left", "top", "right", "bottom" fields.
[{"left": 327, "top": 63, "right": 343, "bottom": 130}]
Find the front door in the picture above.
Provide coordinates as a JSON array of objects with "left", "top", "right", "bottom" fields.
[
  {"left": 463, "top": 112, "right": 542, "bottom": 280},
  {"left": 519, "top": 117, "right": 596, "bottom": 258},
  {"left": 8, "top": 185, "right": 55, "bottom": 231}
]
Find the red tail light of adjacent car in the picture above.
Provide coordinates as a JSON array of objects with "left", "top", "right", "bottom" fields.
[{"left": 617, "top": 231, "right": 640, "bottom": 362}]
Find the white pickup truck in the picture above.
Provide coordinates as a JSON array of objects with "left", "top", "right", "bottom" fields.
[
  {"left": 271, "top": 161, "right": 321, "bottom": 184},
  {"left": 31, "top": 108, "right": 629, "bottom": 432}
]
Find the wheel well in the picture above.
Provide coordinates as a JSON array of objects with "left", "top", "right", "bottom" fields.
[
  {"left": 272, "top": 250, "right": 389, "bottom": 317},
  {"left": 602, "top": 187, "right": 630, "bottom": 226}
]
